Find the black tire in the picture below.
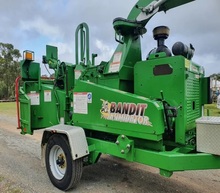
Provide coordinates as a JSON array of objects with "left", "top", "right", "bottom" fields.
[{"left": 45, "top": 134, "right": 83, "bottom": 191}]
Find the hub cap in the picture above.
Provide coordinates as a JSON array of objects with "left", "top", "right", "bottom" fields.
[{"left": 49, "top": 145, "right": 67, "bottom": 180}]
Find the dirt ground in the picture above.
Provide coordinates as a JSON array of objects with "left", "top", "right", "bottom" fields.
[{"left": 0, "top": 112, "right": 220, "bottom": 193}]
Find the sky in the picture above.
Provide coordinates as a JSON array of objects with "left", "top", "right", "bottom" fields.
[{"left": 0, "top": 0, "right": 219, "bottom": 76}]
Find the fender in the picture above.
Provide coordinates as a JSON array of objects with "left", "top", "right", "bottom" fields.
[{"left": 41, "top": 123, "right": 89, "bottom": 167}]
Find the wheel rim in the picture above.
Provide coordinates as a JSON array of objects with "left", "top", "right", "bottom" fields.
[{"left": 49, "top": 145, "right": 67, "bottom": 180}]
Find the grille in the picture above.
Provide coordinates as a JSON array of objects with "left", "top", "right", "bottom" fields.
[{"left": 186, "top": 75, "right": 200, "bottom": 126}]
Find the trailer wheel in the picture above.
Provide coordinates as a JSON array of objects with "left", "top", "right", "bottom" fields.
[{"left": 45, "top": 134, "right": 83, "bottom": 191}]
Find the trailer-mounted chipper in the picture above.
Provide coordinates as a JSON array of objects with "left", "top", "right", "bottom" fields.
[{"left": 16, "top": 0, "right": 220, "bottom": 191}]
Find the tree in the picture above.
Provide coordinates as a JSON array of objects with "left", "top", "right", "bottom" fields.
[
  {"left": 210, "top": 73, "right": 220, "bottom": 81},
  {"left": 0, "top": 43, "right": 21, "bottom": 100}
]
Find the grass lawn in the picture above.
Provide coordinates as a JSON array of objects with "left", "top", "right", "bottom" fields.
[{"left": 0, "top": 102, "right": 17, "bottom": 117}]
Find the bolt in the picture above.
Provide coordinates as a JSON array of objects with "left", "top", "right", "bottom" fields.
[
  {"left": 121, "top": 135, "right": 125, "bottom": 139},
  {"left": 126, "top": 144, "right": 130, "bottom": 149},
  {"left": 115, "top": 140, "right": 120, "bottom": 145},
  {"left": 121, "top": 150, "right": 125, "bottom": 154},
  {"left": 56, "top": 154, "right": 65, "bottom": 168}
]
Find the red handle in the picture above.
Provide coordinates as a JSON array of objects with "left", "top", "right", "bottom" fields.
[{"left": 15, "top": 76, "right": 21, "bottom": 129}]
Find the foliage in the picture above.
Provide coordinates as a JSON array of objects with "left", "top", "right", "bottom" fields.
[
  {"left": 0, "top": 81, "right": 7, "bottom": 99},
  {"left": 0, "top": 43, "right": 21, "bottom": 99},
  {"left": 210, "top": 73, "right": 220, "bottom": 81}
]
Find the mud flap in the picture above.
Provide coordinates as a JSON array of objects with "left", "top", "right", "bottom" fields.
[{"left": 41, "top": 124, "right": 89, "bottom": 167}]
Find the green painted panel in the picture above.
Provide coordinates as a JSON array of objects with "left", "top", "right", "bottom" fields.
[
  {"left": 134, "top": 55, "right": 203, "bottom": 144},
  {"left": 19, "top": 82, "right": 60, "bottom": 132},
  {"left": 20, "top": 60, "right": 40, "bottom": 81},
  {"left": 73, "top": 80, "right": 165, "bottom": 141},
  {"left": 19, "top": 89, "right": 31, "bottom": 134}
]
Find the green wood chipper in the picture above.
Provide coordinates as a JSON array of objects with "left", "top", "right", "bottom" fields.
[{"left": 15, "top": 0, "right": 220, "bottom": 191}]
